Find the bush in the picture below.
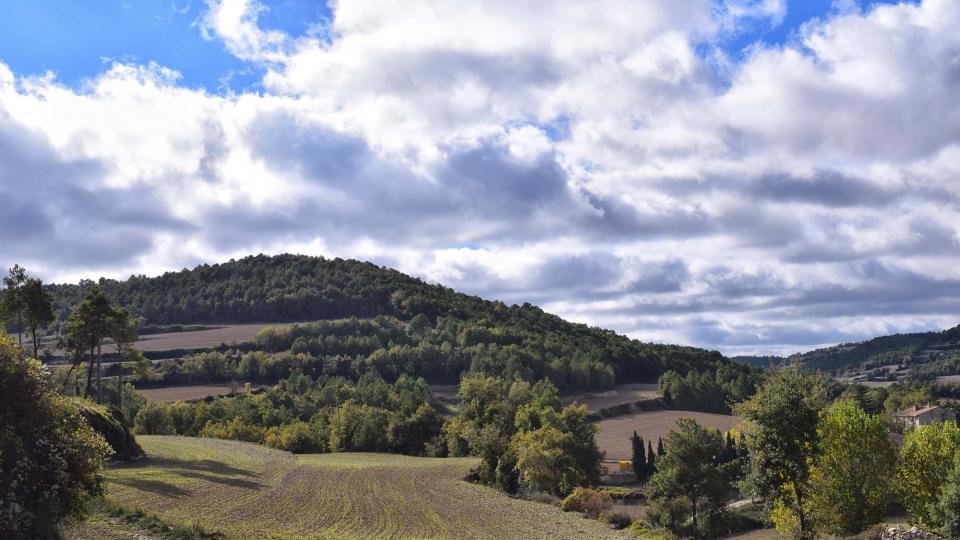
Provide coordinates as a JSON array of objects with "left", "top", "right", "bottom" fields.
[
  {"left": 72, "top": 399, "right": 143, "bottom": 460},
  {"left": 199, "top": 418, "right": 266, "bottom": 444},
  {"left": 264, "top": 422, "right": 323, "bottom": 453},
  {"left": 560, "top": 487, "right": 613, "bottom": 518},
  {"left": 600, "top": 511, "right": 633, "bottom": 529},
  {"left": 134, "top": 401, "right": 176, "bottom": 435},
  {"left": 0, "top": 334, "right": 112, "bottom": 537}
]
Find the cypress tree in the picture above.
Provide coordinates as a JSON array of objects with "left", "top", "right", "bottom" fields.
[
  {"left": 657, "top": 437, "right": 665, "bottom": 456},
  {"left": 631, "top": 431, "right": 646, "bottom": 481},
  {"left": 647, "top": 440, "right": 656, "bottom": 476}
]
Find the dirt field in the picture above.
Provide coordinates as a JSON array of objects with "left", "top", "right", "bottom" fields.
[
  {"left": 100, "top": 436, "right": 631, "bottom": 540},
  {"left": 596, "top": 410, "right": 741, "bottom": 460},
  {"left": 563, "top": 383, "right": 660, "bottom": 411},
  {"left": 937, "top": 375, "right": 960, "bottom": 384},
  {"left": 136, "top": 384, "right": 253, "bottom": 403}
]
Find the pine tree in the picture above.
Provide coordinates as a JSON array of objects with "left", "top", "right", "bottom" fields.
[{"left": 631, "top": 431, "right": 646, "bottom": 481}]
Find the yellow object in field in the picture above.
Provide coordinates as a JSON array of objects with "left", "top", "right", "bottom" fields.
[{"left": 618, "top": 461, "right": 632, "bottom": 471}]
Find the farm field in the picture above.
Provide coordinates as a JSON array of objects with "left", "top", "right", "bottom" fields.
[
  {"left": 136, "top": 384, "right": 257, "bottom": 403},
  {"left": 562, "top": 383, "right": 659, "bottom": 411},
  {"left": 99, "top": 436, "right": 630, "bottom": 540},
  {"left": 936, "top": 375, "right": 960, "bottom": 384},
  {"left": 596, "top": 410, "right": 741, "bottom": 461},
  {"left": 126, "top": 323, "right": 295, "bottom": 352}
]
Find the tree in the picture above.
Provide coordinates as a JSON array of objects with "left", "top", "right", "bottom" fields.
[
  {"left": 932, "top": 452, "right": 960, "bottom": 538},
  {"left": 512, "top": 426, "right": 583, "bottom": 495},
  {"left": 736, "top": 367, "right": 827, "bottom": 540},
  {"left": 632, "top": 431, "right": 646, "bottom": 481},
  {"left": 63, "top": 286, "right": 115, "bottom": 402},
  {"left": 646, "top": 418, "right": 733, "bottom": 539},
  {"left": 1, "top": 264, "right": 27, "bottom": 346},
  {"left": 808, "top": 400, "right": 896, "bottom": 535},
  {"left": 657, "top": 437, "right": 665, "bottom": 456},
  {"left": 0, "top": 333, "right": 111, "bottom": 537},
  {"left": 20, "top": 278, "right": 54, "bottom": 358},
  {"left": 895, "top": 421, "right": 960, "bottom": 529},
  {"left": 647, "top": 440, "right": 657, "bottom": 475}
]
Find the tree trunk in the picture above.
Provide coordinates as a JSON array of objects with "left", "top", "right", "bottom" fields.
[
  {"left": 31, "top": 325, "right": 38, "bottom": 358},
  {"left": 17, "top": 312, "right": 22, "bottom": 347},
  {"left": 84, "top": 346, "right": 95, "bottom": 398},
  {"left": 691, "top": 497, "right": 699, "bottom": 540},
  {"left": 96, "top": 343, "right": 102, "bottom": 404},
  {"left": 62, "top": 357, "right": 81, "bottom": 393},
  {"left": 794, "top": 483, "right": 808, "bottom": 540}
]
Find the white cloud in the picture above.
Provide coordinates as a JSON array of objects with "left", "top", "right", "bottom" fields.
[{"left": 1, "top": 0, "right": 959, "bottom": 354}]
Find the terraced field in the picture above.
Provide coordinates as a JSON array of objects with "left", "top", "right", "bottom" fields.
[{"left": 102, "top": 436, "right": 629, "bottom": 540}]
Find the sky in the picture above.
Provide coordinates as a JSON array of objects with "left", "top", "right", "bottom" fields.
[{"left": 1, "top": 0, "right": 958, "bottom": 356}]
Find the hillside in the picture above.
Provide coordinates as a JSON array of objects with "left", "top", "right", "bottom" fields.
[
  {"left": 794, "top": 324, "right": 960, "bottom": 376},
  {"left": 47, "top": 254, "right": 730, "bottom": 391},
  {"left": 101, "top": 436, "right": 629, "bottom": 540}
]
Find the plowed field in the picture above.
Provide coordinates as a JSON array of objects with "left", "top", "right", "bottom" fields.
[{"left": 103, "top": 436, "right": 630, "bottom": 540}]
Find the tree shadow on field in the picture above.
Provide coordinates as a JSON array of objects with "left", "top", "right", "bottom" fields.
[
  {"left": 112, "top": 477, "right": 190, "bottom": 498},
  {"left": 111, "top": 457, "right": 264, "bottom": 494}
]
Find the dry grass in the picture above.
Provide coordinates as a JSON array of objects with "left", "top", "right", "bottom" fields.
[
  {"left": 596, "top": 410, "right": 741, "bottom": 461},
  {"left": 563, "top": 384, "right": 659, "bottom": 411},
  {"left": 136, "top": 384, "right": 252, "bottom": 403},
  {"left": 103, "top": 436, "right": 631, "bottom": 540}
]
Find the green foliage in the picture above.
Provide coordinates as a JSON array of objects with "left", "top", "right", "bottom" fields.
[
  {"left": 0, "top": 334, "right": 111, "bottom": 538},
  {"left": 48, "top": 254, "right": 733, "bottom": 392},
  {"left": 560, "top": 487, "right": 613, "bottom": 518},
  {"left": 736, "top": 367, "right": 827, "bottom": 540},
  {"left": 445, "top": 374, "right": 602, "bottom": 496},
  {"left": 658, "top": 364, "right": 758, "bottom": 413},
  {"left": 631, "top": 431, "right": 646, "bottom": 481},
  {"left": 895, "top": 421, "right": 960, "bottom": 529},
  {"left": 72, "top": 399, "right": 144, "bottom": 461},
  {"left": 930, "top": 452, "right": 960, "bottom": 537},
  {"left": 807, "top": 400, "right": 896, "bottom": 535},
  {"left": 328, "top": 399, "right": 392, "bottom": 452},
  {"left": 200, "top": 417, "right": 266, "bottom": 444},
  {"left": 264, "top": 422, "right": 323, "bottom": 453},
  {"left": 134, "top": 401, "right": 176, "bottom": 435},
  {"left": 645, "top": 419, "right": 734, "bottom": 539}
]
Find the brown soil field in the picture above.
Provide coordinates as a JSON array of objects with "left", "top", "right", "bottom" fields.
[
  {"left": 136, "top": 384, "right": 256, "bottom": 403},
  {"left": 563, "top": 383, "right": 660, "bottom": 411},
  {"left": 101, "top": 436, "right": 631, "bottom": 540},
  {"left": 936, "top": 375, "right": 960, "bottom": 384},
  {"left": 120, "top": 323, "right": 296, "bottom": 352},
  {"left": 596, "top": 410, "right": 742, "bottom": 461}
]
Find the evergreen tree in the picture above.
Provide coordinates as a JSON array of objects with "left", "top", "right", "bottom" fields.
[
  {"left": 1, "top": 264, "right": 27, "bottom": 346},
  {"left": 631, "top": 431, "right": 646, "bottom": 481},
  {"left": 657, "top": 437, "right": 665, "bottom": 456},
  {"left": 647, "top": 440, "right": 657, "bottom": 476},
  {"left": 22, "top": 278, "right": 54, "bottom": 358},
  {"left": 723, "top": 431, "right": 737, "bottom": 462}
]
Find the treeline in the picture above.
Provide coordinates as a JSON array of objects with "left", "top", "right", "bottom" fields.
[
  {"left": 133, "top": 372, "right": 442, "bottom": 455},
  {"left": 657, "top": 364, "right": 760, "bottom": 413},
  {"left": 798, "top": 324, "right": 960, "bottom": 373},
  {"left": 43, "top": 254, "right": 729, "bottom": 392}
]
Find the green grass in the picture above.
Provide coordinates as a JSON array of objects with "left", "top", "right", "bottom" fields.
[{"left": 98, "top": 436, "right": 630, "bottom": 539}]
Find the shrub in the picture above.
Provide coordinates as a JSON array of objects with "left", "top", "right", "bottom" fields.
[
  {"left": 560, "top": 487, "right": 613, "bottom": 518},
  {"left": 134, "top": 401, "right": 176, "bottom": 435},
  {"left": 0, "top": 334, "right": 112, "bottom": 537},
  {"left": 199, "top": 417, "right": 266, "bottom": 444},
  {"left": 600, "top": 511, "right": 633, "bottom": 529},
  {"left": 72, "top": 399, "right": 143, "bottom": 460},
  {"left": 264, "top": 422, "right": 323, "bottom": 453}
]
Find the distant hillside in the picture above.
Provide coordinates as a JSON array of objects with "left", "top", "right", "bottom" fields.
[
  {"left": 794, "top": 324, "right": 960, "bottom": 374},
  {"left": 731, "top": 355, "right": 786, "bottom": 369},
  {"left": 47, "top": 254, "right": 734, "bottom": 391}
]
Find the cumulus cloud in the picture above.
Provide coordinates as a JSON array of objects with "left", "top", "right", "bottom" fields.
[{"left": 1, "top": 0, "right": 959, "bottom": 354}]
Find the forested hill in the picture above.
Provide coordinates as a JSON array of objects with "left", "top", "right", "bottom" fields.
[
  {"left": 46, "top": 254, "right": 730, "bottom": 390},
  {"left": 795, "top": 324, "right": 960, "bottom": 373}
]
